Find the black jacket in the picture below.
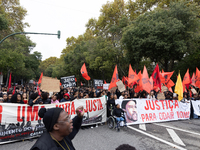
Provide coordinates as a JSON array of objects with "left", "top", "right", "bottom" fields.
[
  {"left": 40, "top": 98, "right": 51, "bottom": 104},
  {"left": 31, "top": 116, "right": 82, "bottom": 150},
  {"left": 28, "top": 98, "right": 42, "bottom": 106}
]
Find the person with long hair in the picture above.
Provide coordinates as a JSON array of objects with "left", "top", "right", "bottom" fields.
[
  {"left": 22, "top": 92, "right": 28, "bottom": 104},
  {"left": 11, "top": 93, "right": 24, "bottom": 104}
]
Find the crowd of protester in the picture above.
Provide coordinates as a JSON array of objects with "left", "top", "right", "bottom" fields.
[{"left": 0, "top": 84, "right": 200, "bottom": 120}]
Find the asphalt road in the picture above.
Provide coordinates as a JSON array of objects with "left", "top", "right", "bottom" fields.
[{"left": 1, "top": 119, "right": 200, "bottom": 150}]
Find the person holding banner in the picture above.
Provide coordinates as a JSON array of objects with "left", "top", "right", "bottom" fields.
[{"left": 31, "top": 106, "right": 84, "bottom": 150}]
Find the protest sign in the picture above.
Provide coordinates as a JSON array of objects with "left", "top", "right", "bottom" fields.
[
  {"left": 61, "top": 75, "right": 76, "bottom": 88},
  {"left": 93, "top": 79, "right": 103, "bottom": 89},
  {"left": 191, "top": 88, "right": 197, "bottom": 95},
  {"left": 103, "top": 84, "right": 110, "bottom": 90},
  {"left": 116, "top": 80, "right": 126, "bottom": 92},
  {"left": 40, "top": 76, "right": 60, "bottom": 93},
  {"left": 157, "top": 93, "right": 165, "bottom": 100}
]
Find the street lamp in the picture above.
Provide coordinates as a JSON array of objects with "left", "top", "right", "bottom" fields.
[{"left": 0, "top": 30, "right": 61, "bottom": 44}]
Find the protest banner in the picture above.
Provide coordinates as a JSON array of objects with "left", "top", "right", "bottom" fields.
[
  {"left": 93, "top": 79, "right": 103, "bottom": 89},
  {"left": 0, "top": 96, "right": 106, "bottom": 144},
  {"left": 0, "top": 98, "right": 192, "bottom": 144},
  {"left": 61, "top": 75, "right": 76, "bottom": 88},
  {"left": 121, "top": 99, "right": 190, "bottom": 125},
  {"left": 40, "top": 76, "right": 60, "bottom": 93},
  {"left": 191, "top": 100, "right": 200, "bottom": 116}
]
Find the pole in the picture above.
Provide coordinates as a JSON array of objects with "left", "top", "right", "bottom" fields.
[{"left": 0, "top": 31, "right": 60, "bottom": 44}]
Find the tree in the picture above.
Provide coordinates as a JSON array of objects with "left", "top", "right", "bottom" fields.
[
  {"left": 23, "top": 51, "right": 42, "bottom": 80},
  {"left": 39, "top": 57, "right": 58, "bottom": 73},
  {"left": 122, "top": 1, "right": 200, "bottom": 71},
  {"left": 0, "top": 1, "right": 42, "bottom": 83},
  {"left": 0, "top": 14, "right": 8, "bottom": 31}
]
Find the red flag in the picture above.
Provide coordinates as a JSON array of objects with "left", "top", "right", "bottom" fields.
[
  {"left": 191, "top": 72, "right": 196, "bottom": 87},
  {"left": 37, "top": 85, "right": 41, "bottom": 96},
  {"left": 60, "top": 82, "right": 62, "bottom": 86},
  {"left": 12, "top": 86, "right": 16, "bottom": 95},
  {"left": 104, "top": 80, "right": 107, "bottom": 84},
  {"left": 80, "top": 63, "right": 91, "bottom": 80},
  {"left": 108, "top": 65, "right": 119, "bottom": 90},
  {"left": 153, "top": 85, "right": 159, "bottom": 92},
  {"left": 142, "top": 66, "right": 151, "bottom": 93},
  {"left": 128, "top": 64, "right": 139, "bottom": 86},
  {"left": 160, "top": 71, "right": 174, "bottom": 84},
  {"left": 38, "top": 72, "right": 43, "bottom": 84},
  {"left": 7, "top": 72, "right": 12, "bottom": 92},
  {"left": 151, "top": 64, "right": 161, "bottom": 91},
  {"left": 134, "top": 71, "right": 142, "bottom": 93},
  {"left": 168, "top": 87, "right": 173, "bottom": 93},
  {"left": 182, "top": 69, "right": 191, "bottom": 92},
  {"left": 75, "top": 78, "right": 77, "bottom": 82},
  {"left": 122, "top": 76, "right": 128, "bottom": 88},
  {"left": 195, "top": 67, "right": 200, "bottom": 88},
  {"left": 166, "top": 79, "right": 175, "bottom": 90}
]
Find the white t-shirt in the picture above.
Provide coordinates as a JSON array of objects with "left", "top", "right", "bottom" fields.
[
  {"left": 147, "top": 95, "right": 156, "bottom": 100},
  {"left": 115, "top": 99, "right": 123, "bottom": 108}
]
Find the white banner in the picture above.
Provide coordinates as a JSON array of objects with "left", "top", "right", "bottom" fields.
[
  {"left": 0, "top": 96, "right": 106, "bottom": 144},
  {"left": 191, "top": 100, "right": 200, "bottom": 116},
  {"left": 121, "top": 99, "right": 190, "bottom": 125}
]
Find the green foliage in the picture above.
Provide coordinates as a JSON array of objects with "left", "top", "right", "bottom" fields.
[
  {"left": 23, "top": 51, "right": 42, "bottom": 80},
  {"left": 0, "top": 0, "right": 41, "bottom": 83},
  {"left": 39, "top": 57, "right": 57, "bottom": 73},
  {"left": 122, "top": 1, "right": 200, "bottom": 72},
  {"left": 0, "top": 14, "right": 8, "bottom": 30}
]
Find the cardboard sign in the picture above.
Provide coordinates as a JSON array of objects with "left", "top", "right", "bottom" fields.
[
  {"left": 191, "top": 88, "right": 197, "bottom": 95},
  {"left": 40, "top": 76, "right": 60, "bottom": 93},
  {"left": 161, "top": 85, "right": 168, "bottom": 92},
  {"left": 93, "top": 79, "right": 103, "bottom": 89},
  {"left": 157, "top": 92, "right": 165, "bottom": 100},
  {"left": 61, "top": 75, "right": 76, "bottom": 88},
  {"left": 116, "top": 80, "right": 126, "bottom": 92}
]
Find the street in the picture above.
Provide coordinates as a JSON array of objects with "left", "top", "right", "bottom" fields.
[{"left": 1, "top": 119, "right": 200, "bottom": 150}]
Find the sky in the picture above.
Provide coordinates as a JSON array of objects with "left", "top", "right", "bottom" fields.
[{"left": 20, "top": 0, "right": 113, "bottom": 60}]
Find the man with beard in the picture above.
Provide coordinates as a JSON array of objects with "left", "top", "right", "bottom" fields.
[{"left": 122, "top": 100, "right": 138, "bottom": 123}]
